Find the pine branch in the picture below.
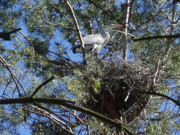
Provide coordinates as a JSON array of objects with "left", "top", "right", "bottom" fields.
[
  {"left": 0, "top": 97, "right": 134, "bottom": 135},
  {"left": 134, "top": 34, "right": 180, "bottom": 41},
  {"left": 0, "top": 97, "right": 75, "bottom": 105}
]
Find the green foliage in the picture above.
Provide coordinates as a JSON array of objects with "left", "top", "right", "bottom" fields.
[
  {"left": 31, "top": 38, "right": 49, "bottom": 56},
  {"left": 147, "top": 116, "right": 173, "bottom": 135},
  {"left": 87, "top": 118, "right": 114, "bottom": 134},
  {"left": 0, "top": 105, "right": 24, "bottom": 135},
  {"left": 66, "top": 55, "right": 104, "bottom": 103},
  {"left": 31, "top": 120, "right": 72, "bottom": 135}
]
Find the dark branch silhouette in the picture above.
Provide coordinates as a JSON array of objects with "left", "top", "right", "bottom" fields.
[
  {"left": 0, "top": 97, "right": 134, "bottom": 135},
  {"left": 0, "top": 28, "right": 21, "bottom": 41},
  {"left": 31, "top": 76, "right": 55, "bottom": 97},
  {"left": 134, "top": 34, "right": 180, "bottom": 41},
  {"left": 140, "top": 92, "right": 180, "bottom": 107}
]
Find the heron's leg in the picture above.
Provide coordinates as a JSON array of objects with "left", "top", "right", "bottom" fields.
[
  {"left": 92, "top": 44, "right": 98, "bottom": 52},
  {"left": 92, "top": 44, "right": 99, "bottom": 58}
]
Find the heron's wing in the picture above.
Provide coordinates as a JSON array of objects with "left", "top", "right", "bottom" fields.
[
  {"left": 72, "top": 43, "right": 97, "bottom": 53},
  {"left": 82, "top": 34, "right": 104, "bottom": 45},
  {"left": 72, "top": 34, "right": 105, "bottom": 53}
]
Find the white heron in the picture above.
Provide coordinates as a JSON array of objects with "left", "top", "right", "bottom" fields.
[{"left": 72, "top": 24, "right": 122, "bottom": 53}]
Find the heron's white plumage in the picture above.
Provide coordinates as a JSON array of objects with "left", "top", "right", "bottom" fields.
[
  {"left": 73, "top": 33, "right": 109, "bottom": 53},
  {"left": 72, "top": 24, "right": 121, "bottom": 53}
]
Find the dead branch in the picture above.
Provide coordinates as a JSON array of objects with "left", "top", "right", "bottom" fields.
[
  {"left": 64, "top": 0, "right": 86, "bottom": 65},
  {"left": 60, "top": 105, "right": 86, "bottom": 125},
  {"left": 33, "top": 102, "right": 77, "bottom": 127},
  {"left": 0, "top": 55, "right": 27, "bottom": 97},
  {"left": 47, "top": 59, "right": 73, "bottom": 68},
  {"left": 152, "top": 2, "right": 177, "bottom": 84},
  {"left": 22, "top": 106, "right": 74, "bottom": 134},
  {"left": 123, "top": 0, "right": 131, "bottom": 60}
]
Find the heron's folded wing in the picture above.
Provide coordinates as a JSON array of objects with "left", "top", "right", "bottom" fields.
[{"left": 82, "top": 34, "right": 104, "bottom": 45}]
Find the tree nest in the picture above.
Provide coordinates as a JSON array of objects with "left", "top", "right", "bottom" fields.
[{"left": 82, "top": 58, "right": 158, "bottom": 124}]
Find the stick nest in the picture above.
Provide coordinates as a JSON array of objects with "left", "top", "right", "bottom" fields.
[{"left": 82, "top": 58, "right": 158, "bottom": 123}]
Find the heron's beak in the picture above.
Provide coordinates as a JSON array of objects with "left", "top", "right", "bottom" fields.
[
  {"left": 104, "top": 24, "right": 122, "bottom": 30},
  {"left": 112, "top": 24, "right": 122, "bottom": 28}
]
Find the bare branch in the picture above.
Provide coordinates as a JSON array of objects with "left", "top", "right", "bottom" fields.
[
  {"left": 140, "top": 92, "right": 180, "bottom": 107},
  {"left": 60, "top": 105, "right": 86, "bottom": 125},
  {"left": 22, "top": 106, "right": 74, "bottom": 134},
  {"left": 31, "top": 76, "right": 55, "bottom": 97},
  {"left": 123, "top": 0, "right": 132, "bottom": 60},
  {"left": 152, "top": 2, "right": 177, "bottom": 84},
  {"left": 47, "top": 59, "right": 73, "bottom": 69},
  {"left": 64, "top": 0, "right": 86, "bottom": 65},
  {"left": 33, "top": 102, "right": 77, "bottom": 127},
  {"left": 0, "top": 55, "right": 27, "bottom": 97}
]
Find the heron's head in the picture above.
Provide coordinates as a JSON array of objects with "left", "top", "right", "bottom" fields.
[{"left": 103, "top": 24, "right": 122, "bottom": 30}]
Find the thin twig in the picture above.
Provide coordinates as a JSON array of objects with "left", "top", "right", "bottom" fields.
[
  {"left": 60, "top": 105, "right": 86, "bottom": 125},
  {"left": 47, "top": 59, "right": 73, "bottom": 68},
  {"left": 111, "top": 30, "right": 135, "bottom": 37},
  {"left": 33, "top": 102, "right": 77, "bottom": 127},
  {"left": 140, "top": 92, "right": 180, "bottom": 107},
  {"left": 31, "top": 76, "right": 55, "bottom": 97},
  {"left": 22, "top": 106, "right": 74, "bottom": 134},
  {"left": 0, "top": 55, "right": 28, "bottom": 97}
]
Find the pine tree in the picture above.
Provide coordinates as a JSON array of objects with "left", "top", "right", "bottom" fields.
[{"left": 0, "top": 0, "right": 179, "bottom": 134}]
